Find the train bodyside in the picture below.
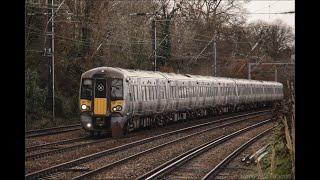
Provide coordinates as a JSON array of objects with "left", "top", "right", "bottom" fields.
[{"left": 79, "top": 67, "right": 283, "bottom": 137}]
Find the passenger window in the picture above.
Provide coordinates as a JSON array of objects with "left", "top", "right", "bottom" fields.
[
  {"left": 205, "top": 87, "right": 207, "bottom": 97},
  {"left": 182, "top": 87, "right": 184, "bottom": 98},
  {"left": 188, "top": 87, "right": 189, "bottom": 98},
  {"left": 145, "top": 87, "right": 148, "bottom": 101},
  {"left": 206, "top": 87, "right": 208, "bottom": 97},
  {"left": 202, "top": 87, "right": 204, "bottom": 97},
  {"left": 171, "top": 87, "right": 174, "bottom": 98},
  {"left": 192, "top": 87, "right": 194, "bottom": 97},
  {"left": 184, "top": 87, "right": 188, "bottom": 98},
  {"left": 135, "top": 86, "right": 138, "bottom": 101},
  {"left": 141, "top": 86, "right": 144, "bottom": 101},
  {"left": 151, "top": 86, "right": 153, "bottom": 99},
  {"left": 164, "top": 86, "right": 169, "bottom": 99},
  {"left": 148, "top": 87, "right": 152, "bottom": 101},
  {"left": 184, "top": 87, "right": 186, "bottom": 98},
  {"left": 206, "top": 87, "right": 208, "bottom": 96},
  {"left": 185, "top": 87, "right": 187, "bottom": 98},
  {"left": 151, "top": 86, "right": 154, "bottom": 100},
  {"left": 131, "top": 86, "right": 135, "bottom": 101},
  {"left": 142, "top": 86, "right": 145, "bottom": 101},
  {"left": 186, "top": 87, "right": 188, "bottom": 98},
  {"left": 172, "top": 87, "right": 175, "bottom": 98},
  {"left": 163, "top": 86, "right": 165, "bottom": 99},
  {"left": 183, "top": 87, "right": 185, "bottom": 98},
  {"left": 134, "top": 86, "right": 137, "bottom": 101},
  {"left": 173, "top": 87, "right": 175, "bottom": 98}
]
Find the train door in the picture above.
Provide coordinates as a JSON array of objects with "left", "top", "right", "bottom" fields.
[
  {"left": 188, "top": 81, "right": 192, "bottom": 109},
  {"left": 93, "top": 78, "right": 109, "bottom": 116},
  {"left": 137, "top": 78, "right": 143, "bottom": 113},
  {"left": 156, "top": 79, "right": 162, "bottom": 112},
  {"left": 235, "top": 82, "right": 239, "bottom": 105},
  {"left": 128, "top": 80, "right": 134, "bottom": 115}
]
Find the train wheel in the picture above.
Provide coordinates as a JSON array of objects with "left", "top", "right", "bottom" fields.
[{"left": 123, "top": 121, "right": 132, "bottom": 136}]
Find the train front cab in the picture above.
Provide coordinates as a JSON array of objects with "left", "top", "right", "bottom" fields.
[{"left": 80, "top": 76, "right": 124, "bottom": 136}]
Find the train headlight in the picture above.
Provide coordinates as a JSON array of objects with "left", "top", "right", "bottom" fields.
[
  {"left": 81, "top": 104, "right": 87, "bottom": 110},
  {"left": 112, "top": 105, "right": 122, "bottom": 111},
  {"left": 116, "top": 105, "right": 122, "bottom": 111},
  {"left": 86, "top": 123, "right": 92, "bottom": 128}
]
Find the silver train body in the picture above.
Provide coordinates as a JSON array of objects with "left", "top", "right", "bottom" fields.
[{"left": 79, "top": 67, "right": 283, "bottom": 137}]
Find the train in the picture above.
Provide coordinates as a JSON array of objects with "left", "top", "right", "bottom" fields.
[{"left": 79, "top": 67, "right": 283, "bottom": 137}]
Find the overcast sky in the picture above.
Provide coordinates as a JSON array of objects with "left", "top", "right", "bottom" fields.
[{"left": 244, "top": 0, "right": 295, "bottom": 29}]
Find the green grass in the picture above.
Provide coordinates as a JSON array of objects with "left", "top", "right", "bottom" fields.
[
  {"left": 259, "top": 126, "right": 294, "bottom": 179},
  {"left": 241, "top": 127, "right": 293, "bottom": 179}
]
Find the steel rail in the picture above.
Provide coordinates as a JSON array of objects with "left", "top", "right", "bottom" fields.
[
  {"left": 26, "top": 138, "right": 116, "bottom": 160},
  {"left": 26, "top": 124, "right": 81, "bottom": 138},
  {"left": 26, "top": 136, "right": 88, "bottom": 152},
  {"left": 26, "top": 124, "right": 81, "bottom": 133},
  {"left": 71, "top": 114, "right": 271, "bottom": 179},
  {"left": 201, "top": 126, "right": 275, "bottom": 180},
  {"left": 26, "top": 110, "right": 269, "bottom": 179},
  {"left": 139, "top": 119, "right": 273, "bottom": 180}
]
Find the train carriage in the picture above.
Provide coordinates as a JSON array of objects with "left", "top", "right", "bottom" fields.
[{"left": 79, "top": 67, "right": 283, "bottom": 137}]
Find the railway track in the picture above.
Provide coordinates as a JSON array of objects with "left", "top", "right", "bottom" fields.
[
  {"left": 26, "top": 124, "right": 81, "bottom": 138},
  {"left": 26, "top": 110, "right": 271, "bottom": 179},
  {"left": 201, "top": 127, "right": 274, "bottom": 180},
  {"left": 138, "top": 123, "right": 274, "bottom": 180},
  {"left": 26, "top": 136, "right": 116, "bottom": 160},
  {"left": 25, "top": 110, "right": 270, "bottom": 173},
  {"left": 26, "top": 110, "right": 269, "bottom": 157},
  {"left": 26, "top": 136, "right": 88, "bottom": 152}
]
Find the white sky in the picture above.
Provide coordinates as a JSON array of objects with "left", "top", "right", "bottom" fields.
[{"left": 244, "top": 0, "right": 295, "bottom": 29}]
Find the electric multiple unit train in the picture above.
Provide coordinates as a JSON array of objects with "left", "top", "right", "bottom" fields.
[{"left": 79, "top": 67, "right": 283, "bottom": 137}]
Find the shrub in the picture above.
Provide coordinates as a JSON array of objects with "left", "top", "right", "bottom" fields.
[{"left": 25, "top": 68, "right": 49, "bottom": 126}]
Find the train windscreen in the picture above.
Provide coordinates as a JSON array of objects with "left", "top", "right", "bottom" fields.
[
  {"left": 81, "top": 79, "right": 92, "bottom": 100},
  {"left": 111, "top": 79, "right": 123, "bottom": 100}
]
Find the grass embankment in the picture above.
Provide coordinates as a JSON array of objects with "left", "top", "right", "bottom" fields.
[{"left": 251, "top": 81, "right": 295, "bottom": 179}]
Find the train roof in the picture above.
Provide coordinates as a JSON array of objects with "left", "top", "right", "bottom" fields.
[{"left": 82, "top": 67, "right": 282, "bottom": 86}]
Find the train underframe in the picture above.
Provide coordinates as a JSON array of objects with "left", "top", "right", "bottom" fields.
[
  {"left": 122, "top": 101, "right": 276, "bottom": 135},
  {"left": 83, "top": 100, "right": 278, "bottom": 137}
]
